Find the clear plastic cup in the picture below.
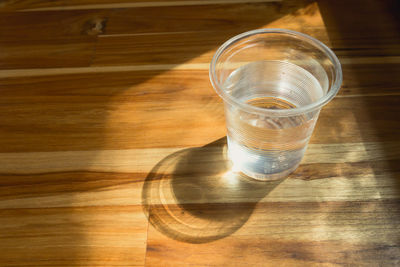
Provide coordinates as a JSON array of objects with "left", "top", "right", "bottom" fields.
[{"left": 209, "top": 29, "right": 342, "bottom": 180}]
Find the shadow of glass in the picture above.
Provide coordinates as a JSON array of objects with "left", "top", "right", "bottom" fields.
[{"left": 142, "top": 137, "right": 282, "bottom": 243}]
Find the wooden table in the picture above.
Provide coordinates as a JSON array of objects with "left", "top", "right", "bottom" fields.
[{"left": 0, "top": 0, "right": 399, "bottom": 266}]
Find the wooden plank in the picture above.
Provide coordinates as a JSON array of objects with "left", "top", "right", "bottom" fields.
[
  {"left": 338, "top": 63, "right": 400, "bottom": 97},
  {"left": 0, "top": 68, "right": 221, "bottom": 152},
  {"left": 0, "top": 171, "right": 146, "bottom": 209},
  {"left": 0, "top": 1, "right": 318, "bottom": 69},
  {"left": 94, "top": 32, "right": 235, "bottom": 66},
  {"left": 0, "top": 205, "right": 148, "bottom": 266},
  {"left": 145, "top": 200, "right": 400, "bottom": 266},
  {"left": 105, "top": 1, "right": 311, "bottom": 35},
  {"left": 0, "top": 98, "right": 225, "bottom": 152},
  {"left": 315, "top": 95, "right": 400, "bottom": 144},
  {"left": 93, "top": 29, "right": 400, "bottom": 67},
  {"left": 0, "top": 142, "right": 399, "bottom": 175},
  {"left": 0, "top": 10, "right": 105, "bottom": 69},
  {"left": 0, "top": 66, "right": 399, "bottom": 152},
  {"left": 0, "top": 11, "right": 107, "bottom": 41},
  {"left": 0, "top": 171, "right": 144, "bottom": 202},
  {"left": 0, "top": 142, "right": 398, "bottom": 210},
  {"left": 0, "top": 72, "right": 225, "bottom": 152},
  {"left": 1, "top": 0, "right": 281, "bottom": 11},
  {"left": 1, "top": 56, "right": 400, "bottom": 78},
  {"left": 0, "top": 39, "right": 94, "bottom": 69},
  {"left": 92, "top": 0, "right": 400, "bottom": 67},
  {"left": 319, "top": 0, "right": 400, "bottom": 58},
  {"left": 93, "top": 2, "right": 327, "bottom": 66},
  {"left": 0, "top": 63, "right": 211, "bottom": 78},
  {"left": 1, "top": 151, "right": 395, "bottom": 264}
]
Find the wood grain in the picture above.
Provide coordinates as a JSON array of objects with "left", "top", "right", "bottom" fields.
[
  {"left": 1, "top": 0, "right": 281, "bottom": 11},
  {"left": 0, "top": 10, "right": 104, "bottom": 69},
  {"left": 146, "top": 200, "right": 400, "bottom": 266},
  {"left": 93, "top": 2, "right": 326, "bottom": 66},
  {"left": 104, "top": 1, "right": 311, "bottom": 35},
  {"left": 318, "top": 0, "right": 400, "bottom": 58},
  {"left": 0, "top": 0, "right": 399, "bottom": 266},
  {"left": 0, "top": 66, "right": 399, "bottom": 153},
  {"left": 0, "top": 39, "right": 95, "bottom": 69},
  {"left": 0, "top": 205, "right": 148, "bottom": 266}
]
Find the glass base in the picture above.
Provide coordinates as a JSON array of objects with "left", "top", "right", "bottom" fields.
[
  {"left": 227, "top": 137, "right": 303, "bottom": 181},
  {"left": 238, "top": 163, "right": 299, "bottom": 181}
]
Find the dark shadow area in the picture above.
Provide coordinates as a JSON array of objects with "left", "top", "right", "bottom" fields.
[
  {"left": 285, "top": 1, "right": 400, "bottom": 264},
  {"left": 142, "top": 137, "right": 282, "bottom": 243},
  {"left": 317, "top": 0, "right": 400, "bottom": 190}
]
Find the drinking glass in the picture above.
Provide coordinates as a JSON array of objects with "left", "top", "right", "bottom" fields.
[{"left": 209, "top": 29, "right": 342, "bottom": 180}]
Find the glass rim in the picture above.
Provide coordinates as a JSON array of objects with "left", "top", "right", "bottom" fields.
[{"left": 209, "top": 28, "right": 343, "bottom": 117}]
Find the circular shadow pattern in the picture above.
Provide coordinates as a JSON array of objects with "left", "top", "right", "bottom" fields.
[{"left": 142, "top": 138, "right": 282, "bottom": 243}]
